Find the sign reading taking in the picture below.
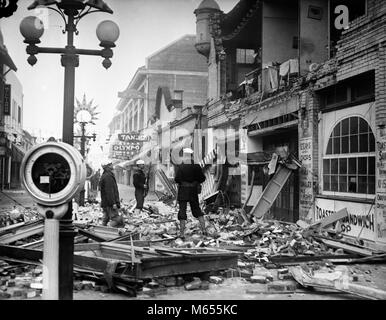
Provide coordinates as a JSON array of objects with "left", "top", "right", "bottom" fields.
[
  {"left": 118, "top": 133, "right": 150, "bottom": 142},
  {"left": 3, "top": 84, "right": 11, "bottom": 116}
]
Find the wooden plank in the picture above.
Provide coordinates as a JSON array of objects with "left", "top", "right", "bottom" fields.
[
  {"left": 270, "top": 253, "right": 360, "bottom": 264},
  {"left": 0, "top": 244, "right": 43, "bottom": 261},
  {"left": 77, "top": 228, "right": 107, "bottom": 242},
  {"left": 290, "top": 265, "right": 386, "bottom": 300},
  {"left": 138, "top": 255, "right": 238, "bottom": 279},
  {"left": 320, "top": 208, "right": 349, "bottom": 229},
  {"left": 74, "top": 243, "right": 101, "bottom": 252},
  {"left": 321, "top": 239, "right": 374, "bottom": 256},
  {"left": 0, "top": 223, "right": 44, "bottom": 244},
  {"left": 0, "top": 222, "right": 26, "bottom": 235},
  {"left": 20, "top": 239, "right": 44, "bottom": 249}
]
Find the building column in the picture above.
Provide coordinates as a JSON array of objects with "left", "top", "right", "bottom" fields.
[
  {"left": 298, "top": 89, "right": 320, "bottom": 222},
  {"left": 7, "top": 155, "right": 11, "bottom": 189},
  {"left": 375, "top": 42, "right": 386, "bottom": 243}
]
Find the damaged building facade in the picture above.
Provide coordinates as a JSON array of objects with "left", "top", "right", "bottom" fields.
[
  {"left": 108, "top": 35, "right": 208, "bottom": 192},
  {"left": 194, "top": 0, "right": 386, "bottom": 248}
]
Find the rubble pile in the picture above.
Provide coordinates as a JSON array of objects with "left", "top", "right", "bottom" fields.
[
  {"left": 1, "top": 198, "right": 386, "bottom": 299},
  {"left": 74, "top": 203, "right": 103, "bottom": 224},
  {"left": 0, "top": 206, "right": 40, "bottom": 228},
  {"left": 0, "top": 260, "right": 42, "bottom": 299}
]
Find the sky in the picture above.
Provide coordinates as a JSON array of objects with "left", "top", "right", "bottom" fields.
[{"left": 1, "top": 0, "right": 238, "bottom": 143}]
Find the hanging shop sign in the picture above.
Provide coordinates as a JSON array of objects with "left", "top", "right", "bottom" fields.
[
  {"left": 118, "top": 133, "right": 150, "bottom": 142},
  {"left": 3, "top": 84, "right": 11, "bottom": 116},
  {"left": 299, "top": 137, "right": 314, "bottom": 217},
  {"left": 111, "top": 140, "right": 141, "bottom": 160},
  {"left": 314, "top": 197, "right": 376, "bottom": 242}
]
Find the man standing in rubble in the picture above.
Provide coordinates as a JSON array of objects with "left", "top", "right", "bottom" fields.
[
  {"left": 133, "top": 159, "right": 147, "bottom": 214},
  {"left": 174, "top": 148, "right": 206, "bottom": 238},
  {"left": 99, "top": 161, "right": 124, "bottom": 227}
]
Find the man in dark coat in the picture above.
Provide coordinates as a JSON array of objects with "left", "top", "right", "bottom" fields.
[
  {"left": 174, "top": 148, "right": 206, "bottom": 238},
  {"left": 133, "top": 159, "right": 147, "bottom": 214},
  {"left": 99, "top": 161, "right": 124, "bottom": 227}
]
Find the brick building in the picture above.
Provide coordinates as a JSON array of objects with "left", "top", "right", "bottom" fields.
[
  {"left": 108, "top": 35, "right": 208, "bottom": 190},
  {"left": 194, "top": 0, "right": 386, "bottom": 248}
]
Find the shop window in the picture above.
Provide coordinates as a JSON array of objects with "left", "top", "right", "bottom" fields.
[
  {"left": 236, "top": 49, "right": 255, "bottom": 64},
  {"left": 323, "top": 116, "right": 375, "bottom": 195}
]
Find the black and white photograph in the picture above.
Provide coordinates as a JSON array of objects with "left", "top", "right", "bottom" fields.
[{"left": 0, "top": 0, "right": 385, "bottom": 312}]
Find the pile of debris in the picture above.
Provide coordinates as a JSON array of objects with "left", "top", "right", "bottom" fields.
[
  {"left": 0, "top": 206, "right": 40, "bottom": 228},
  {"left": 0, "top": 260, "right": 42, "bottom": 299},
  {"left": 1, "top": 197, "right": 386, "bottom": 300}
]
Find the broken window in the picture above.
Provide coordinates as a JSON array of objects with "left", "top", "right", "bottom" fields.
[{"left": 323, "top": 116, "right": 375, "bottom": 195}]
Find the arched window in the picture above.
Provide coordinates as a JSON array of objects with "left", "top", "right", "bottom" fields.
[{"left": 323, "top": 116, "right": 375, "bottom": 195}]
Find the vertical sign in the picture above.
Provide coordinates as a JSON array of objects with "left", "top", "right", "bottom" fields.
[
  {"left": 376, "top": 127, "right": 386, "bottom": 241},
  {"left": 3, "top": 84, "right": 11, "bottom": 116},
  {"left": 299, "top": 137, "right": 314, "bottom": 222}
]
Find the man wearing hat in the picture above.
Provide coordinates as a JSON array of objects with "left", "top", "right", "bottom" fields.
[
  {"left": 99, "top": 161, "right": 124, "bottom": 227},
  {"left": 174, "top": 147, "right": 206, "bottom": 238},
  {"left": 133, "top": 159, "right": 147, "bottom": 213}
]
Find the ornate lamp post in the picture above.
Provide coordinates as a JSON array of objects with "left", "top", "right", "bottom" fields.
[
  {"left": 74, "top": 108, "right": 96, "bottom": 205},
  {"left": 19, "top": 0, "right": 119, "bottom": 300}
]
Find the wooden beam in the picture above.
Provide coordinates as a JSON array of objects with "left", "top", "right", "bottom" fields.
[
  {"left": 0, "top": 222, "right": 44, "bottom": 244},
  {"left": 321, "top": 239, "right": 374, "bottom": 256},
  {"left": 77, "top": 228, "right": 107, "bottom": 242}
]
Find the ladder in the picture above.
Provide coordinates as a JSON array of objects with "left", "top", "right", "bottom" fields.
[
  {"left": 250, "top": 163, "right": 298, "bottom": 219},
  {"left": 155, "top": 168, "right": 177, "bottom": 199}
]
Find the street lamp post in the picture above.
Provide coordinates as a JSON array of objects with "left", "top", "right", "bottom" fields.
[
  {"left": 74, "top": 109, "right": 96, "bottom": 205},
  {"left": 19, "top": 0, "right": 119, "bottom": 300}
]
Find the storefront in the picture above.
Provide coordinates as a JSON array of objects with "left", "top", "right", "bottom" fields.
[{"left": 317, "top": 96, "right": 378, "bottom": 244}]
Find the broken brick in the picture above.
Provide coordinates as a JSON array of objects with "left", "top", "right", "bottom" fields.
[
  {"left": 278, "top": 268, "right": 289, "bottom": 275},
  {"left": 0, "top": 292, "right": 11, "bottom": 299},
  {"left": 200, "top": 281, "right": 210, "bottom": 290},
  {"left": 267, "top": 281, "right": 298, "bottom": 292},
  {"left": 278, "top": 273, "right": 293, "bottom": 281},
  {"left": 184, "top": 278, "right": 202, "bottom": 290},
  {"left": 12, "top": 289, "right": 23, "bottom": 297},
  {"left": 74, "top": 282, "right": 84, "bottom": 291},
  {"left": 249, "top": 275, "right": 267, "bottom": 284},
  {"left": 176, "top": 277, "right": 185, "bottom": 286},
  {"left": 7, "top": 280, "right": 15, "bottom": 287},
  {"left": 209, "top": 276, "right": 224, "bottom": 284}
]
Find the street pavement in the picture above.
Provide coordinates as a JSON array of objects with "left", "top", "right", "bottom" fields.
[{"left": 0, "top": 183, "right": 158, "bottom": 213}]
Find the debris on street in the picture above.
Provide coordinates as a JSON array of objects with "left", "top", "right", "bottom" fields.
[{"left": 1, "top": 197, "right": 386, "bottom": 300}]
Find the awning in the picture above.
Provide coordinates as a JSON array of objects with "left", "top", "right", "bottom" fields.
[{"left": 0, "top": 47, "right": 17, "bottom": 72}]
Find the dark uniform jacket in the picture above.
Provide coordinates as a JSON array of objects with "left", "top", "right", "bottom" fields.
[
  {"left": 99, "top": 168, "right": 120, "bottom": 208},
  {"left": 174, "top": 164, "right": 206, "bottom": 201},
  {"left": 133, "top": 169, "right": 146, "bottom": 190}
]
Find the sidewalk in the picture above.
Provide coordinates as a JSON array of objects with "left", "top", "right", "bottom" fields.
[{"left": 0, "top": 184, "right": 157, "bottom": 211}]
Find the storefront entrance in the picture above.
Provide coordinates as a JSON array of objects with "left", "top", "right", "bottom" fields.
[{"left": 262, "top": 129, "right": 299, "bottom": 222}]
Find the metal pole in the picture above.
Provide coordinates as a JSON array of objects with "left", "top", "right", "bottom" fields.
[
  {"left": 80, "top": 122, "right": 85, "bottom": 157},
  {"left": 58, "top": 11, "right": 78, "bottom": 300},
  {"left": 79, "top": 122, "right": 86, "bottom": 206},
  {"left": 42, "top": 218, "right": 60, "bottom": 300}
]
